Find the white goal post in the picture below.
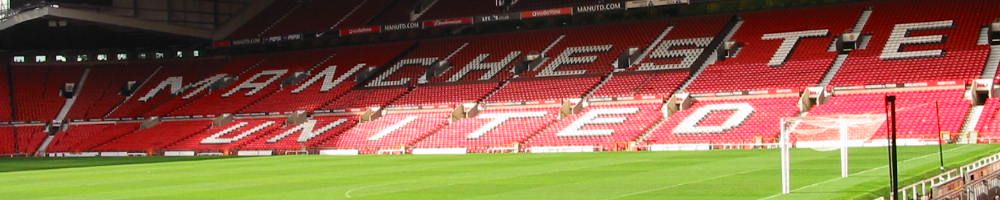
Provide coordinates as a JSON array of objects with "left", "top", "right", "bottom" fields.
[{"left": 778, "top": 114, "right": 888, "bottom": 194}]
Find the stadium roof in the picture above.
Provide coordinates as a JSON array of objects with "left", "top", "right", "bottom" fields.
[{"left": 0, "top": 0, "right": 272, "bottom": 40}]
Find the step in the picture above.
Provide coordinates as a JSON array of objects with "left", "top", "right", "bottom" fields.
[
  {"left": 56, "top": 68, "right": 91, "bottom": 122},
  {"left": 442, "top": 42, "right": 470, "bottom": 62},
  {"left": 327, "top": 0, "right": 369, "bottom": 30},
  {"left": 818, "top": 54, "right": 849, "bottom": 87},
  {"left": 105, "top": 65, "right": 164, "bottom": 118},
  {"left": 410, "top": 0, "right": 440, "bottom": 21},
  {"left": 632, "top": 26, "right": 674, "bottom": 67},
  {"left": 980, "top": 45, "right": 1000, "bottom": 80},
  {"left": 676, "top": 17, "right": 743, "bottom": 93},
  {"left": 818, "top": 9, "right": 872, "bottom": 87},
  {"left": 636, "top": 117, "right": 668, "bottom": 144},
  {"left": 979, "top": 27, "right": 991, "bottom": 46},
  {"left": 258, "top": 1, "right": 303, "bottom": 37},
  {"left": 541, "top": 35, "right": 566, "bottom": 56},
  {"left": 35, "top": 135, "right": 56, "bottom": 156},
  {"left": 851, "top": 9, "right": 873, "bottom": 34},
  {"left": 962, "top": 105, "right": 985, "bottom": 133},
  {"left": 582, "top": 73, "right": 614, "bottom": 99}
]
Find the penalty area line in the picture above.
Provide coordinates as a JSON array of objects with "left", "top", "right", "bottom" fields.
[{"left": 758, "top": 145, "right": 971, "bottom": 200}]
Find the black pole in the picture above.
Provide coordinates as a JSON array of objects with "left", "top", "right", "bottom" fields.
[
  {"left": 885, "top": 95, "right": 899, "bottom": 200},
  {"left": 5, "top": 62, "right": 16, "bottom": 155},
  {"left": 935, "top": 101, "right": 945, "bottom": 171}
]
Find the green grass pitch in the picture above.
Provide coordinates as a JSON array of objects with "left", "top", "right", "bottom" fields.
[{"left": 0, "top": 144, "right": 997, "bottom": 200}]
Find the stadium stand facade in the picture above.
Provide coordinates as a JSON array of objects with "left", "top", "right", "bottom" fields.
[{"left": 2, "top": 0, "right": 1000, "bottom": 157}]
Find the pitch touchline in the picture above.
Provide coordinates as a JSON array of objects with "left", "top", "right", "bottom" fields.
[{"left": 757, "top": 145, "right": 972, "bottom": 200}]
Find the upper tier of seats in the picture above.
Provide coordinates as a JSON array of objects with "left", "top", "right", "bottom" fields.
[
  {"left": 169, "top": 50, "right": 335, "bottom": 116},
  {"left": 593, "top": 15, "right": 732, "bottom": 98},
  {"left": 11, "top": 65, "right": 85, "bottom": 122},
  {"left": 430, "top": 30, "right": 561, "bottom": 83},
  {"left": 147, "top": 55, "right": 267, "bottom": 117},
  {"left": 228, "top": 0, "right": 632, "bottom": 39},
  {"left": 363, "top": 37, "right": 467, "bottom": 88},
  {"left": 685, "top": 4, "right": 865, "bottom": 93},
  {"left": 829, "top": 0, "right": 1000, "bottom": 86},
  {"left": 392, "top": 82, "right": 499, "bottom": 107},
  {"left": 228, "top": 0, "right": 391, "bottom": 39},
  {"left": 391, "top": 29, "right": 563, "bottom": 107},
  {"left": 107, "top": 58, "right": 230, "bottom": 118},
  {"left": 521, "top": 21, "right": 670, "bottom": 78},
  {"left": 246, "top": 42, "right": 414, "bottom": 113},
  {"left": 227, "top": 0, "right": 626, "bottom": 39},
  {"left": 487, "top": 76, "right": 602, "bottom": 104},
  {"left": 66, "top": 63, "right": 158, "bottom": 120},
  {"left": 261, "top": 0, "right": 365, "bottom": 37},
  {"left": 0, "top": 64, "right": 12, "bottom": 122},
  {"left": 228, "top": 0, "right": 299, "bottom": 39}
]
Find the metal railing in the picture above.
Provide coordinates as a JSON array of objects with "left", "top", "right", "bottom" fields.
[{"left": 893, "top": 152, "right": 1000, "bottom": 200}]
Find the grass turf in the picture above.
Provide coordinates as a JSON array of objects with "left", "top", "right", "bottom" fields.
[{"left": 0, "top": 144, "right": 996, "bottom": 200}]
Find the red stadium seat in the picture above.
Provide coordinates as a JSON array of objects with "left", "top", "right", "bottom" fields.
[
  {"left": 239, "top": 115, "right": 359, "bottom": 152},
  {"left": 830, "top": 0, "right": 1000, "bottom": 86},
  {"left": 95, "top": 120, "right": 213, "bottom": 152},
  {"left": 413, "top": 106, "right": 560, "bottom": 152},
  {"left": 165, "top": 118, "right": 284, "bottom": 152},
  {"left": 686, "top": 4, "right": 865, "bottom": 93},
  {"left": 6, "top": 0, "right": 1000, "bottom": 155},
  {"left": 48, "top": 123, "right": 140, "bottom": 153},
  {"left": 11, "top": 65, "right": 85, "bottom": 121},
  {"left": 526, "top": 103, "right": 663, "bottom": 151},
  {"left": 318, "top": 111, "right": 451, "bottom": 154},
  {"left": 645, "top": 95, "right": 801, "bottom": 145}
]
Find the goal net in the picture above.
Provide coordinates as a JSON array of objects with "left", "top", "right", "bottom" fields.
[{"left": 783, "top": 113, "right": 888, "bottom": 150}]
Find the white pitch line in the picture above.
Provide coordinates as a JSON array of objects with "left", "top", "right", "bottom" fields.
[
  {"left": 758, "top": 145, "right": 972, "bottom": 200},
  {"left": 606, "top": 169, "right": 764, "bottom": 200},
  {"left": 345, "top": 182, "right": 408, "bottom": 199}
]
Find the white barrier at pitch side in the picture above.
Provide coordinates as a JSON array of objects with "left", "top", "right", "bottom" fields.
[
  {"left": 319, "top": 149, "right": 359, "bottom": 156},
  {"left": 164, "top": 151, "right": 196, "bottom": 157},
  {"left": 99, "top": 152, "right": 129, "bottom": 157},
  {"left": 529, "top": 146, "right": 597, "bottom": 153},
  {"left": 237, "top": 150, "right": 274, "bottom": 156},
  {"left": 49, "top": 152, "right": 100, "bottom": 157},
  {"left": 647, "top": 144, "right": 712, "bottom": 151},
  {"left": 411, "top": 148, "right": 468, "bottom": 155}
]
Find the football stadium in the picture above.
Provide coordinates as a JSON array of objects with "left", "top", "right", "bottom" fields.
[{"left": 1, "top": 0, "right": 1000, "bottom": 199}]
